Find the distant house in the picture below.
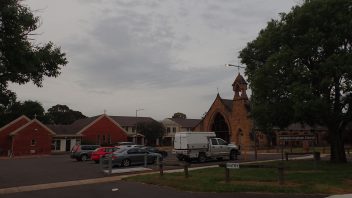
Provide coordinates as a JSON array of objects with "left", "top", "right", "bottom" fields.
[
  {"left": 161, "top": 118, "right": 200, "bottom": 145},
  {"left": 48, "top": 114, "right": 157, "bottom": 152},
  {"left": 0, "top": 114, "right": 158, "bottom": 156},
  {"left": 0, "top": 116, "right": 55, "bottom": 156}
]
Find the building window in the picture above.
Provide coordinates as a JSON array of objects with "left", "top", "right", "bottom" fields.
[
  {"left": 51, "top": 140, "right": 61, "bottom": 150},
  {"left": 172, "top": 127, "right": 176, "bottom": 133},
  {"left": 167, "top": 127, "right": 171, "bottom": 133},
  {"left": 132, "top": 127, "right": 136, "bottom": 132},
  {"left": 108, "top": 134, "right": 111, "bottom": 144},
  {"left": 102, "top": 135, "right": 106, "bottom": 143},
  {"left": 97, "top": 135, "right": 100, "bottom": 145},
  {"left": 31, "top": 139, "right": 36, "bottom": 146}
]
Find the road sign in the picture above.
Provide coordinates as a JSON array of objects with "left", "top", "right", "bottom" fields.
[{"left": 226, "top": 163, "right": 240, "bottom": 169}]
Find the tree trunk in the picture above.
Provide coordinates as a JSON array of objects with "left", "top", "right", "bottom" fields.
[{"left": 329, "top": 128, "right": 347, "bottom": 163}]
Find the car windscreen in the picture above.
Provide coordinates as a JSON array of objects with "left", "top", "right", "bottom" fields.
[{"left": 114, "top": 148, "right": 127, "bottom": 153}]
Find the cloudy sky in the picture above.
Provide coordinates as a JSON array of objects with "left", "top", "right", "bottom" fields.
[{"left": 10, "top": 0, "right": 299, "bottom": 120}]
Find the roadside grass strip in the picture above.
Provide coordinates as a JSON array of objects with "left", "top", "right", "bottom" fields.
[{"left": 125, "top": 160, "right": 352, "bottom": 194}]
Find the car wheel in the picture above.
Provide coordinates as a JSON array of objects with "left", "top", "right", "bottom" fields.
[
  {"left": 81, "top": 155, "right": 88, "bottom": 161},
  {"left": 198, "top": 153, "right": 206, "bottom": 163},
  {"left": 94, "top": 160, "right": 99, "bottom": 164},
  {"left": 121, "top": 159, "right": 131, "bottom": 167}
]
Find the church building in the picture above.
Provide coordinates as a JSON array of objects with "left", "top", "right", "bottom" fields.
[{"left": 194, "top": 73, "right": 253, "bottom": 150}]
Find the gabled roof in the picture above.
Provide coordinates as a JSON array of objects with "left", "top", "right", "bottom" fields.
[
  {"left": 47, "top": 115, "right": 156, "bottom": 135},
  {"left": 0, "top": 115, "right": 30, "bottom": 132},
  {"left": 232, "top": 73, "right": 247, "bottom": 86},
  {"left": 169, "top": 118, "right": 201, "bottom": 128},
  {"left": 47, "top": 116, "right": 99, "bottom": 135},
  {"left": 110, "top": 116, "right": 156, "bottom": 126},
  {"left": 10, "top": 119, "right": 56, "bottom": 136}
]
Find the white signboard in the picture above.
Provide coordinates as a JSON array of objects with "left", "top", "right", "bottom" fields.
[{"left": 226, "top": 163, "right": 240, "bottom": 169}]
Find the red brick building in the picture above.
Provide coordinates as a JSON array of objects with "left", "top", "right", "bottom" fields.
[
  {"left": 0, "top": 116, "right": 55, "bottom": 156},
  {"left": 48, "top": 114, "right": 129, "bottom": 152},
  {"left": 0, "top": 114, "right": 133, "bottom": 156},
  {"left": 194, "top": 73, "right": 253, "bottom": 150}
]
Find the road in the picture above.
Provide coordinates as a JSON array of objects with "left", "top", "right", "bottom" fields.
[{"left": 0, "top": 181, "right": 325, "bottom": 198}]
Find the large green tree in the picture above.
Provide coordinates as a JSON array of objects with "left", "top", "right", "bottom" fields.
[
  {"left": 46, "top": 104, "right": 86, "bottom": 124},
  {"left": 0, "top": 0, "right": 67, "bottom": 111},
  {"left": 0, "top": 100, "right": 48, "bottom": 126},
  {"left": 137, "top": 121, "right": 165, "bottom": 146},
  {"left": 240, "top": 0, "right": 352, "bottom": 163},
  {"left": 172, "top": 112, "right": 187, "bottom": 119}
]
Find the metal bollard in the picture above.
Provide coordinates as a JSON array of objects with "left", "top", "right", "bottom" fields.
[
  {"left": 108, "top": 155, "right": 112, "bottom": 175},
  {"left": 159, "top": 163, "right": 164, "bottom": 176},
  {"left": 99, "top": 156, "right": 103, "bottom": 173},
  {"left": 184, "top": 164, "right": 189, "bottom": 178},
  {"left": 225, "top": 168, "right": 230, "bottom": 183},
  {"left": 156, "top": 155, "right": 160, "bottom": 167},
  {"left": 144, "top": 153, "right": 147, "bottom": 168}
]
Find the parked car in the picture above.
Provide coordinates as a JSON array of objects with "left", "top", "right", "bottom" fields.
[
  {"left": 107, "top": 147, "right": 162, "bottom": 167},
  {"left": 115, "top": 142, "right": 141, "bottom": 149},
  {"left": 70, "top": 144, "right": 100, "bottom": 161},
  {"left": 91, "top": 147, "right": 118, "bottom": 163},
  {"left": 143, "top": 146, "right": 168, "bottom": 158},
  {"left": 115, "top": 141, "right": 135, "bottom": 146}
]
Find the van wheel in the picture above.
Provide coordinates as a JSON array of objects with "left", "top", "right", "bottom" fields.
[
  {"left": 198, "top": 153, "right": 206, "bottom": 163},
  {"left": 81, "top": 154, "right": 88, "bottom": 161},
  {"left": 176, "top": 155, "right": 184, "bottom": 161}
]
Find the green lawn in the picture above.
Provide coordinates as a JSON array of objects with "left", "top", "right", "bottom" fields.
[{"left": 125, "top": 160, "right": 352, "bottom": 194}]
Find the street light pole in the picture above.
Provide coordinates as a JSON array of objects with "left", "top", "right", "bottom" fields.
[
  {"left": 225, "top": 64, "right": 245, "bottom": 72},
  {"left": 135, "top": 108, "right": 144, "bottom": 144}
]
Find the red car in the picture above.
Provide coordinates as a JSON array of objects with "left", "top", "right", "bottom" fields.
[{"left": 91, "top": 147, "right": 118, "bottom": 163}]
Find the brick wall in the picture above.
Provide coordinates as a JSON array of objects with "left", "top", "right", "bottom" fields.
[
  {"left": 0, "top": 116, "right": 30, "bottom": 156},
  {"left": 12, "top": 121, "right": 53, "bottom": 156},
  {"left": 81, "top": 116, "right": 128, "bottom": 145}
]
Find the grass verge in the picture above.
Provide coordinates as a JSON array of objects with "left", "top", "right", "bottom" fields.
[{"left": 124, "top": 160, "right": 352, "bottom": 194}]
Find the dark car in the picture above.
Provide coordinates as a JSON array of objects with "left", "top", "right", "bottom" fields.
[
  {"left": 107, "top": 147, "right": 162, "bottom": 167},
  {"left": 70, "top": 144, "right": 100, "bottom": 161},
  {"left": 143, "top": 146, "right": 168, "bottom": 158}
]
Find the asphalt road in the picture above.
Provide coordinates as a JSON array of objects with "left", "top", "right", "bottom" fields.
[{"left": 0, "top": 181, "right": 326, "bottom": 198}]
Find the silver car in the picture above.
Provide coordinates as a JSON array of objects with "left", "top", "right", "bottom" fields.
[{"left": 109, "top": 147, "right": 162, "bottom": 167}]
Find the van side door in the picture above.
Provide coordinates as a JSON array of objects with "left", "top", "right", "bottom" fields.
[
  {"left": 217, "top": 138, "right": 229, "bottom": 156},
  {"left": 210, "top": 138, "right": 221, "bottom": 157}
]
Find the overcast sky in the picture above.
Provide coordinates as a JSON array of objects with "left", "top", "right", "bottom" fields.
[{"left": 9, "top": 0, "right": 299, "bottom": 120}]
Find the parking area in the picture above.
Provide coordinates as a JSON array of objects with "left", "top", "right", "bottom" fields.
[
  {"left": 0, "top": 155, "right": 104, "bottom": 188},
  {"left": 0, "top": 151, "right": 287, "bottom": 189}
]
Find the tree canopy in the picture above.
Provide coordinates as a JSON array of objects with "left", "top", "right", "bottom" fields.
[
  {"left": 0, "top": 0, "right": 67, "bottom": 111},
  {"left": 172, "top": 112, "right": 187, "bottom": 119},
  {"left": 137, "top": 121, "right": 165, "bottom": 146},
  {"left": 239, "top": 0, "right": 352, "bottom": 163},
  {"left": 0, "top": 100, "right": 47, "bottom": 126},
  {"left": 46, "top": 104, "right": 86, "bottom": 124}
]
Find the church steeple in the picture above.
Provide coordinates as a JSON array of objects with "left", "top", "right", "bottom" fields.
[{"left": 232, "top": 73, "right": 248, "bottom": 99}]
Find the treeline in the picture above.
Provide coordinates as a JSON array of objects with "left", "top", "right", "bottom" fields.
[{"left": 0, "top": 101, "right": 86, "bottom": 127}]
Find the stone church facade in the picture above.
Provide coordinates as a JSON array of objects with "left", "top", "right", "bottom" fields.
[{"left": 194, "top": 73, "right": 253, "bottom": 150}]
